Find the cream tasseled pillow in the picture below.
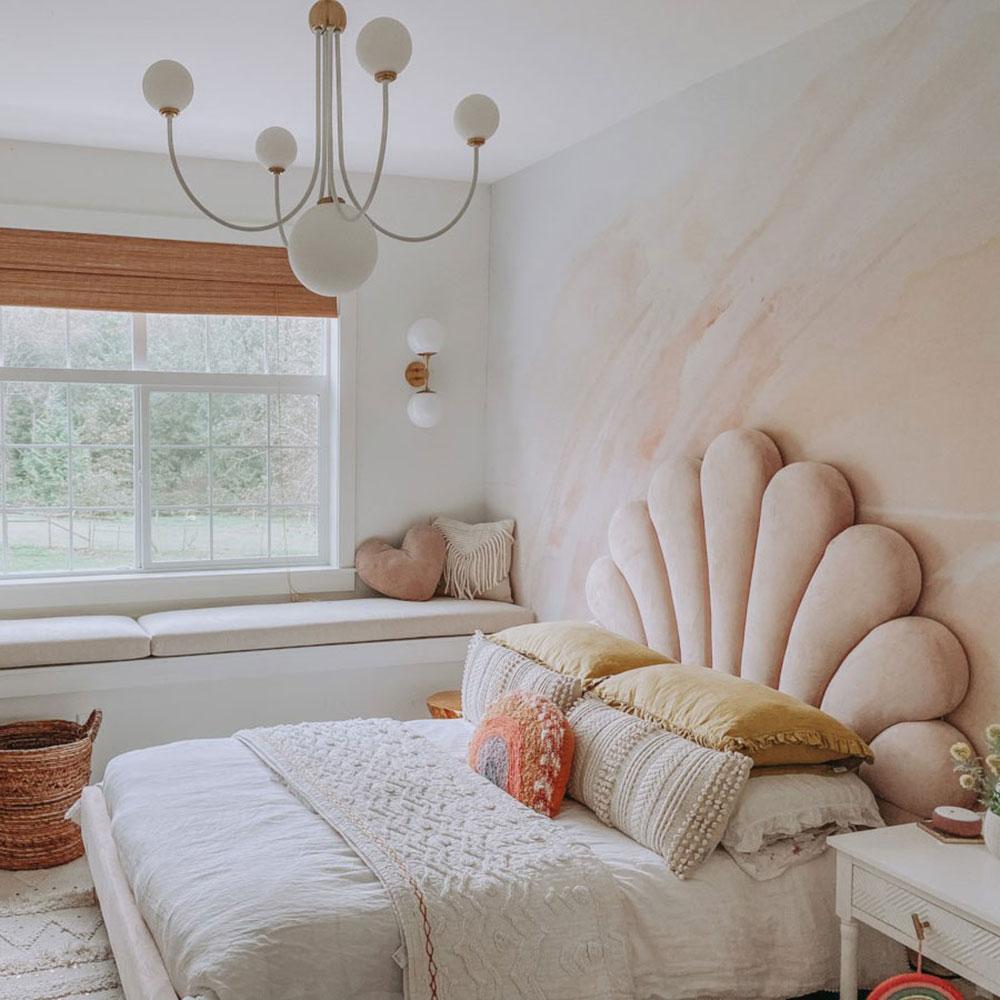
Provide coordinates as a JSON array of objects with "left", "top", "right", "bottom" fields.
[{"left": 433, "top": 516, "right": 514, "bottom": 602}]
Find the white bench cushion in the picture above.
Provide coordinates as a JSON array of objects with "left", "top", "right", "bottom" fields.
[
  {"left": 138, "top": 598, "right": 535, "bottom": 658},
  {"left": 0, "top": 615, "right": 151, "bottom": 670}
]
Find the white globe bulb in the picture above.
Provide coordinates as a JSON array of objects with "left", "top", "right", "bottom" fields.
[
  {"left": 454, "top": 94, "right": 500, "bottom": 144},
  {"left": 356, "top": 17, "right": 412, "bottom": 78},
  {"left": 255, "top": 127, "right": 297, "bottom": 171},
  {"left": 142, "top": 60, "right": 194, "bottom": 114},
  {"left": 287, "top": 202, "right": 379, "bottom": 297},
  {"left": 407, "top": 392, "right": 443, "bottom": 428},
  {"left": 406, "top": 318, "right": 446, "bottom": 355}
]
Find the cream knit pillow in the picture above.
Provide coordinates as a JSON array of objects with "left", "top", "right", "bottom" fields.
[
  {"left": 568, "top": 698, "right": 752, "bottom": 878},
  {"left": 432, "top": 516, "right": 514, "bottom": 601},
  {"left": 461, "top": 632, "right": 583, "bottom": 726}
]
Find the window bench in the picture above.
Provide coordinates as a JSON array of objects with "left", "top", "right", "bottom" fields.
[{"left": 0, "top": 597, "right": 534, "bottom": 777}]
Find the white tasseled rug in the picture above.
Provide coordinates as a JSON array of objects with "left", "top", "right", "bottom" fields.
[{"left": 0, "top": 859, "right": 122, "bottom": 1000}]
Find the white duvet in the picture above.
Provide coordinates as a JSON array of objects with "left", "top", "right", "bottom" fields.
[{"left": 103, "top": 719, "right": 889, "bottom": 1000}]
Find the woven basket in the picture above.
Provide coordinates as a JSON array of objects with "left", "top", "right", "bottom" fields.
[{"left": 0, "top": 710, "right": 102, "bottom": 870}]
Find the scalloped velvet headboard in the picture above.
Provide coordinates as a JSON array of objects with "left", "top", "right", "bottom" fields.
[{"left": 585, "top": 428, "right": 973, "bottom": 822}]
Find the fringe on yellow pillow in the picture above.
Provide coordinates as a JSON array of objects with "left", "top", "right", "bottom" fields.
[{"left": 594, "top": 663, "right": 873, "bottom": 768}]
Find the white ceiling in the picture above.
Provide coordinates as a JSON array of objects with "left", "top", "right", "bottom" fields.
[{"left": 1, "top": 0, "right": 870, "bottom": 182}]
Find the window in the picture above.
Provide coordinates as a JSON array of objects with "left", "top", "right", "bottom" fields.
[{"left": 0, "top": 306, "right": 332, "bottom": 577}]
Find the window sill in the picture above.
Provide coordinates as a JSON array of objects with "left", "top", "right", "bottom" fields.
[{"left": 0, "top": 565, "right": 357, "bottom": 617}]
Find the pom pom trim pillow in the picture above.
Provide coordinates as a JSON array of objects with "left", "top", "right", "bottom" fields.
[
  {"left": 490, "top": 621, "right": 673, "bottom": 688},
  {"left": 461, "top": 632, "right": 584, "bottom": 727},
  {"left": 567, "top": 698, "right": 751, "bottom": 878},
  {"left": 468, "top": 692, "right": 575, "bottom": 817},
  {"left": 594, "top": 663, "right": 873, "bottom": 768}
]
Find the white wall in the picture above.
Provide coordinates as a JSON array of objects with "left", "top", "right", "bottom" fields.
[{"left": 0, "top": 138, "right": 491, "bottom": 573}]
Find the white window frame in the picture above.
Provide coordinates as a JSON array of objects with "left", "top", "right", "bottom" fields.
[{"left": 0, "top": 295, "right": 357, "bottom": 614}]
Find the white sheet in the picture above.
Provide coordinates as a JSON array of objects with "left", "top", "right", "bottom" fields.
[{"left": 103, "top": 719, "right": 885, "bottom": 1000}]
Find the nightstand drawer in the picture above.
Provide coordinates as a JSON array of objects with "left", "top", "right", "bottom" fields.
[{"left": 852, "top": 867, "right": 1000, "bottom": 984}]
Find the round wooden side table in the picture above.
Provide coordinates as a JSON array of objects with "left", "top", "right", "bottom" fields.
[{"left": 426, "top": 690, "right": 462, "bottom": 720}]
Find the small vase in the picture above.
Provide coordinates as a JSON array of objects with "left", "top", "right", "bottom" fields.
[{"left": 984, "top": 809, "right": 1000, "bottom": 860}]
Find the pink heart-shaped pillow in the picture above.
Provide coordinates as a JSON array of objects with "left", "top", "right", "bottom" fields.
[{"left": 356, "top": 524, "right": 446, "bottom": 601}]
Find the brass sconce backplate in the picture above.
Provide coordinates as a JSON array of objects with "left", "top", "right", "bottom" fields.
[{"left": 405, "top": 361, "right": 429, "bottom": 388}]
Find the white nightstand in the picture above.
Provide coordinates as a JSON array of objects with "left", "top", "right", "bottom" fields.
[{"left": 829, "top": 825, "right": 1000, "bottom": 1000}]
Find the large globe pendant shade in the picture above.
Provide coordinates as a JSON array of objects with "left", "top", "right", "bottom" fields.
[{"left": 287, "top": 202, "right": 379, "bottom": 297}]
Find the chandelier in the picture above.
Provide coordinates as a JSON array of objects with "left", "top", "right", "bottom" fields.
[{"left": 141, "top": 1, "right": 500, "bottom": 297}]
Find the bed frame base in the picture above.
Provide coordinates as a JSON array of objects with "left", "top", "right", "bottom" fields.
[{"left": 80, "top": 785, "right": 184, "bottom": 1000}]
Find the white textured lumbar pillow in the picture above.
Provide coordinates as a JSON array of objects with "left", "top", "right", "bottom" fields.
[
  {"left": 432, "top": 516, "right": 514, "bottom": 601},
  {"left": 568, "top": 698, "right": 751, "bottom": 878}
]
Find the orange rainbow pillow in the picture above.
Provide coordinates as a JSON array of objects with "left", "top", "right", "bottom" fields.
[{"left": 467, "top": 692, "right": 575, "bottom": 818}]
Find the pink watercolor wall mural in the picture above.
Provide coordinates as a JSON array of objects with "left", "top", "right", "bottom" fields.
[{"left": 486, "top": 0, "right": 1000, "bottom": 753}]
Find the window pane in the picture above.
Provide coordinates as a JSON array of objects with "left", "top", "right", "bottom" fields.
[
  {"left": 151, "top": 508, "right": 209, "bottom": 562},
  {"left": 146, "top": 314, "right": 207, "bottom": 372},
  {"left": 72, "top": 448, "right": 134, "bottom": 507},
  {"left": 6, "top": 511, "right": 70, "bottom": 573},
  {"left": 212, "top": 448, "right": 266, "bottom": 505},
  {"left": 71, "top": 385, "right": 133, "bottom": 446},
  {"left": 150, "top": 391, "right": 208, "bottom": 445},
  {"left": 3, "top": 383, "right": 68, "bottom": 444},
  {"left": 1, "top": 307, "right": 67, "bottom": 368},
  {"left": 271, "top": 448, "right": 318, "bottom": 504},
  {"left": 5, "top": 447, "right": 69, "bottom": 506},
  {"left": 72, "top": 510, "right": 134, "bottom": 570},
  {"left": 208, "top": 316, "right": 268, "bottom": 374},
  {"left": 269, "top": 317, "right": 326, "bottom": 375},
  {"left": 68, "top": 311, "right": 132, "bottom": 370},
  {"left": 212, "top": 507, "right": 267, "bottom": 559},
  {"left": 211, "top": 393, "right": 266, "bottom": 446},
  {"left": 270, "top": 394, "right": 318, "bottom": 447},
  {"left": 151, "top": 448, "right": 209, "bottom": 506},
  {"left": 270, "top": 506, "right": 318, "bottom": 558}
]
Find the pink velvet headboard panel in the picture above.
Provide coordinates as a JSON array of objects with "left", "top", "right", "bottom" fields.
[{"left": 586, "top": 428, "right": 974, "bottom": 821}]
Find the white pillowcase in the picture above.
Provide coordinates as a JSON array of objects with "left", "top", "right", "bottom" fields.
[
  {"left": 722, "top": 771, "right": 884, "bottom": 855},
  {"left": 719, "top": 771, "right": 884, "bottom": 880},
  {"left": 724, "top": 824, "right": 842, "bottom": 881}
]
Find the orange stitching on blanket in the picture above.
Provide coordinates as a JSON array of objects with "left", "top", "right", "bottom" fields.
[{"left": 328, "top": 797, "right": 440, "bottom": 999}]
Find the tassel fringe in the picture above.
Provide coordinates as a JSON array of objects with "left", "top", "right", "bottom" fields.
[{"left": 434, "top": 517, "right": 513, "bottom": 601}]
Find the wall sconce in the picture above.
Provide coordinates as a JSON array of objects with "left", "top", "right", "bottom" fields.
[{"left": 404, "top": 318, "right": 445, "bottom": 427}]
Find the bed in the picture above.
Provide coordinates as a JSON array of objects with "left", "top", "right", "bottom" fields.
[{"left": 80, "top": 428, "right": 975, "bottom": 1000}]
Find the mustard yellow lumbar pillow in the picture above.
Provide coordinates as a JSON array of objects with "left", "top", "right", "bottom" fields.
[
  {"left": 489, "top": 621, "right": 673, "bottom": 687},
  {"left": 595, "top": 663, "right": 873, "bottom": 768}
]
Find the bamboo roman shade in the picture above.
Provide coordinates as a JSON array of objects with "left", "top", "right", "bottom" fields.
[{"left": 0, "top": 228, "right": 337, "bottom": 318}]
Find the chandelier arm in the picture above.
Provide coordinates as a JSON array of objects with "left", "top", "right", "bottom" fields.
[
  {"left": 367, "top": 147, "right": 480, "bottom": 243},
  {"left": 334, "top": 32, "right": 389, "bottom": 216},
  {"left": 318, "top": 31, "right": 329, "bottom": 200},
  {"left": 163, "top": 32, "right": 323, "bottom": 233},
  {"left": 274, "top": 174, "right": 289, "bottom": 248},
  {"left": 322, "top": 30, "right": 338, "bottom": 201}
]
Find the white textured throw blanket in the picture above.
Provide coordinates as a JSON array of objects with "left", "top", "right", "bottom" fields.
[{"left": 237, "top": 719, "right": 633, "bottom": 1000}]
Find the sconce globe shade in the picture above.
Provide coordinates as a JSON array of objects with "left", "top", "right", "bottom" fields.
[
  {"left": 408, "top": 391, "right": 444, "bottom": 428},
  {"left": 255, "top": 127, "right": 298, "bottom": 171},
  {"left": 287, "top": 202, "right": 379, "bottom": 297},
  {"left": 406, "top": 318, "right": 446, "bottom": 355},
  {"left": 454, "top": 94, "right": 500, "bottom": 143},
  {"left": 357, "top": 17, "right": 412, "bottom": 78},
  {"left": 142, "top": 60, "right": 194, "bottom": 113}
]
